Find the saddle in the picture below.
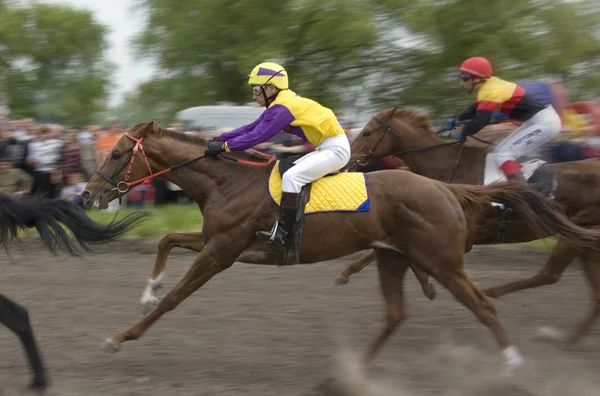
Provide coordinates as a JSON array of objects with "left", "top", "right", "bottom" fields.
[
  {"left": 277, "top": 160, "right": 340, "bottom": 179},
  {"left": 483, "top": 153, "right": 555, "bottom": 242},
  {"left": 484, "top": 153, "right": 556, "bottom": 197}
]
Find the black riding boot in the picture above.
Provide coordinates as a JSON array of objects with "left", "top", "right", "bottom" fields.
[
  {"left": 507, "top": 171, "right": 526, "bottom": 182},
  {"left": 257, "top": 192, "right": 300, "bottom": 253},
  {"left": 508, "top": 170, "right": 552, "bottom": 196}
]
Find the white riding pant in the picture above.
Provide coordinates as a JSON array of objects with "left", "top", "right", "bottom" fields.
[
  {"left": 493, "top": 105, "right": 562, "bottom": 168},
  {"left": 282, "top": 134, "right": 351, "bottom": 193}
]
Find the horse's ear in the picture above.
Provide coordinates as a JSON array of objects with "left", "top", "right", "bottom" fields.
[
  {"left": 139, "top": 121, "right": 153, "bottom": 136},
  {"left": 152, "top": 121, "right": 163, "bottom": 135},
  {"left": 141, "top": 121, "right": 162, "bottom": 136}
]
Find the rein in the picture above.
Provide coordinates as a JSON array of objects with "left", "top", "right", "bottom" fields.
[
  {"left": 95, "top": 133, "right": 275, "bottom": 198},
  {"left": 360, "top": 115, "right": 495, "bottom": 183},
  {"left": 220, "top": 149, "right": 276, "bottom": 167}
]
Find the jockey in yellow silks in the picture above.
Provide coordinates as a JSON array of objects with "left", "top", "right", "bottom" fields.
[{"left": 204, "top": 62, "right": 350, "bottom": 264}]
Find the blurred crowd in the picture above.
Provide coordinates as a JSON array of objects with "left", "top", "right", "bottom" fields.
[
  {"left": 0, "top": 109, "right": 358, "bottom": 210},
  {"left": 1, "top": 102, "right": 597, "bottom": 210}
]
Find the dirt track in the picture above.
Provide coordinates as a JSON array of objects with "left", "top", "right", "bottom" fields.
[{"left": 1, "top": 241, "right": 599, "bottom": 395}]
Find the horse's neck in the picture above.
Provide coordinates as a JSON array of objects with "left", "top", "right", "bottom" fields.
[
  {"left": 399, "top": 134, "right": 487, "bottom": 184},
  {"left": 149, "top": 142, "right": 268, "bottom": 210}
]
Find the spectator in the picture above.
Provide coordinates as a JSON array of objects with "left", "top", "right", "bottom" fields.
[
  {"left": 12, "top": 118, "right": 34, "bottom": 142},
  {"left": 60, "top": 129, "right": 83, "bottom": 183},
  {"left": 79, "top": 125, "right": 99, "bottom": 178},
  {"left": 27, "top": 126, "right": 63, "bottom": 198},
  {"left": 60, "top": 172, "right": 87, "bottom": 207},
  {"left": 95, "top": 119, "right": 122, "bottom": 165},
  {"left": 0, "top": 147, "right": 32, "bottom": 195}
]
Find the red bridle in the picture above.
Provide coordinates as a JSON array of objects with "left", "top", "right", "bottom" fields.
[{"left": 94, "top": 132, "right": 276, "bottom": 195}]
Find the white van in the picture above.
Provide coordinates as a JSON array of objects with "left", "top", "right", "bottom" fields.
[{"left": 175, "top": 104, "right": 264, "bottom": 135}]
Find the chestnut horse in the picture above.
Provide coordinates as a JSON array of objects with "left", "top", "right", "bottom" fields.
[
  {"left": 82, "top": 121, "right": 600, "bottom": 374},
  {"left": 340, "top": 106, "right": 600, "bottom": 344}
]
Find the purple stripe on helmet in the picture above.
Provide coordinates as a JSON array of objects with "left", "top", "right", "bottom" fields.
[{"left": 257, "top": 67, "right": 286, "bottom": 77}]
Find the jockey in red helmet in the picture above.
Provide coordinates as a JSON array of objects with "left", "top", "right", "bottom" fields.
[{"left": 446, "top": 57, "right": 562, "bottom": 183}]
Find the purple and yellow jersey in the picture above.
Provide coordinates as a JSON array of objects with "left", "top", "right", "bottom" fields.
[{"left": 218, "top": 90, "right": 344, "bottom": 151}]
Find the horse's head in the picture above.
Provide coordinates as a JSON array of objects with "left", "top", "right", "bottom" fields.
[
  {"left": 347, "top": 107, "right": 437, "bottom": 171},
  {"left": 82, "top": 121, "right": 163, "bottom": 209}
]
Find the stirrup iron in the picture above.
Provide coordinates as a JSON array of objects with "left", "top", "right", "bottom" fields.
[{"left": 265, "top": 221, "right": 278, "bottom": 244}]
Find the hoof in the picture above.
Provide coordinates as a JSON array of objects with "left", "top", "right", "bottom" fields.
[
  {"left": 334, "top": 276, "right": 349, "bottom": 285},
  {"left": 536, "top": 326, "right": 563, "bottom": 340},
  {"left": 28, "top": 376, "right": 48, "bottom": 392},
  {"left": 102, "top": 338, "right": 121, "bottom": 354},
  {"left": 424, "top": 284, "right": 436, "bottom": 301},
  {"left": 501, "top": 359, "right": 524, "bottom": 377},
  {"left": 140, "top": 295, "right": 159, "bottom": 315}
]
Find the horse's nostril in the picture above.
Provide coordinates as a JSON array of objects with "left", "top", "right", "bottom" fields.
[{"left": 81, "top": 190, "right": 91, "bottom": 200}]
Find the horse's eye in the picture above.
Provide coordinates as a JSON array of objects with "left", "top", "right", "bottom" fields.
[
  {"left": 362, "top": 130, "right": 372, "bottom": 137},
  {"left": 111, "top": 151, "right": 122, "bottom": 160}
]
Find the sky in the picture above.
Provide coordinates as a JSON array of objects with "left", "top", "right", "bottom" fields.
[{"left": 41, "top": 0, "right": 156, "bottom": 106}]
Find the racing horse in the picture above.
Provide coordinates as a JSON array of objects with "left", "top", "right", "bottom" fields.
[
  {"left": 340, "top": 106, "right": 600, "bottom": 345},
  {"left": 0, "top": 193, "right": 144, "bottom": 390},
  {"left": 81, "top": 121, "right": 600, "bottom": 374}
]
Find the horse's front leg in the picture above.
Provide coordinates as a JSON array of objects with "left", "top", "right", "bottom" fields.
[
  {"left": 140, "top": 232, "right": 205, "bottom": 314},
  {"left": 335, "top": 251, "right": 375, "bottom": 284},
  {"left": 103, "top": 236, "right": 244, "bottom": 353},
  {"left": 0, "top": 294, "right": 47, "bottom": 390}
]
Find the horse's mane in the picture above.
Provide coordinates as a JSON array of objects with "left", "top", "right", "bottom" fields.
[
  {"left": 132, "top": 121, "right": 209, "bottom": 146},
  {"left": 132, "top": 120, "right": 273, "bottom": 163},
  {"left": 393, "top": 108, "right": 434, "bottom": 134},
  {"left": 392, "top": 107, "right": 501, "bottom": 151}
]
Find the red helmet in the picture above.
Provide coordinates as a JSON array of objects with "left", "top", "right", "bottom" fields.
[{"left": 459, "top": 57, "right": 493, "bottom": 79}]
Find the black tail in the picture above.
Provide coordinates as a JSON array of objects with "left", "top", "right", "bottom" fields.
[{"left": 0, "top": 193, "right": 146, "bottom": 257}]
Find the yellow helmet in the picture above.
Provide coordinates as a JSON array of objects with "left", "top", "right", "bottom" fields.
[{"left": 248, "top": 62, "right": 289, "bottom": 90}]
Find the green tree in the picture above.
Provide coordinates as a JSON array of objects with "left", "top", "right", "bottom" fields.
[
  {"left": 0, "top": 2, "right": 112, "bottom": 125},
  {"left": 132, "top": 0, "right": 379, "bottom": 116},
  {"left": 367, "top": 0, "right": 600, "bottom": 119}
]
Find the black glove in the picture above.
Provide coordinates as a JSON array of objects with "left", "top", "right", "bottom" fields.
[{"left": 205, "top": 141, "right": 225, "bottom": 156}]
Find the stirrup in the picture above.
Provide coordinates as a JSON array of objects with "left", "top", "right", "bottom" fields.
[{"left": 264, "top": 222, "right": 278, "bottom": 244}]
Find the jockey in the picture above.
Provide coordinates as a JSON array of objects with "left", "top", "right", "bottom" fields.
[
  {"left": 446, "top": 57, "right": 562, "bottom": 183},
  {"left": 204, "top": 61, "right": 350, "bottom": 263}
]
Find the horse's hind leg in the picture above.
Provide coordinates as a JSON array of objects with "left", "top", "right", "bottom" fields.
[
  {"left": 484, "top": 237, "right": 580, "bottom": 299},
  {"left": 140, "top": 232, "right": 205, "bottom": 314},
  {"left": 410, "top": 264, "right": 436, "bottom": 301},
  {"left": 433, "top": 266, "right": 524, "bottom": 374},
  {"left": 364, "top": 249, "right": 409, "bottom": 363},
  {"left": 336, "top": 251, "right": 436, "bottom": 301},
  {"left": 0, "top": 294, "right": 47, "bottom": 390},
  {"left": 566, "top": 250, "right": 600, "bottom": 344}
]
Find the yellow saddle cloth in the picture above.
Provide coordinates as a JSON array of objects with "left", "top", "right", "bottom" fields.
[{"left": 268, "top": 161, "right": 370, "bottom": 214}]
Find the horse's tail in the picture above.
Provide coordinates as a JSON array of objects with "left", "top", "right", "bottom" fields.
[
  {"left": 0, "top": 193, "right": 146, "bottom": 256},
  {"left": 446, "top": 181, "right": 600, "bottom": 250}
]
